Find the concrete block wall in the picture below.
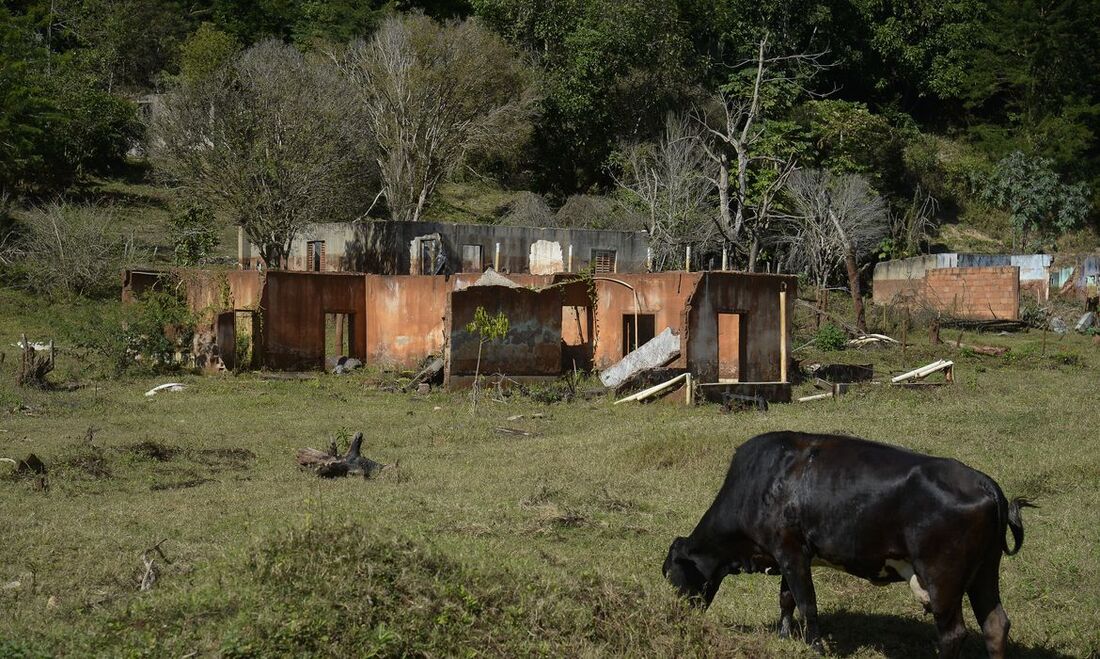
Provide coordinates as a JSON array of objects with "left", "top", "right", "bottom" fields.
[{"left": 921, "top": 267, "right": 1020, "bottom": 320}]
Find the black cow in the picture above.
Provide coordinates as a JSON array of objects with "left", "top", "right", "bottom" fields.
[{"left": 663, "top": 431, "right": 1033, "bottom": 658}]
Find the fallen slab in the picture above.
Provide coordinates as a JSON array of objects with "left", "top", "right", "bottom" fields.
[{"left": 598, "top": 328, "right": 680, "bottom": 389}]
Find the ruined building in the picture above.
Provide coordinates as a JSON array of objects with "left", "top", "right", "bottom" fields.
[{"left": 125, "top": 220, "right": 797, "bottom": 401}]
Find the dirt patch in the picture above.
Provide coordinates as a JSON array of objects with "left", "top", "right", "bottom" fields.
[
  {"left": 57, "top": 446, "right": 113, "bottom": 479},
  {"left": 125, "top": 441, "right": 179, "bottom": 462},
  {"left": 151, "top": 477, "right": 211, "bottom": 491},
  {"left": 193, "top": 447, "right": 255, "bottom": 466}
]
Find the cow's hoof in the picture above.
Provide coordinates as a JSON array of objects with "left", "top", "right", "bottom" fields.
[{"left": 809, "top": 639, "right": 825, "bottom": 655}]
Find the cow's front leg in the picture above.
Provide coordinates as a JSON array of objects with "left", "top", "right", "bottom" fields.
[
  {"left": 777, "top": 552, "right": 821, "bottom": 651},
  {"left": 778, "top": 576, "right": 797, "bottom": 639}
]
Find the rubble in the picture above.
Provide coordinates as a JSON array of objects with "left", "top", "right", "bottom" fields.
[
  {"left": 1050, "top": 317, "right": 1068, "bottom": 335},
  {"left": 144, "top": 383, "right": 185, "bottom": 396},
  {"left": 1075, "top": 312, "right": 1096, "bottom": 333},
  {"left": 614, "top": 372, "right": 692, "bottom": 405},
  {"left": 891, "top": 360, "right": 955, "bottom": 383},
  {"left": 598, "top": 328, "right": 680, "bottom": 389},
  {"left": 331, "top": 356, "right": 362, "bottom": 375}
]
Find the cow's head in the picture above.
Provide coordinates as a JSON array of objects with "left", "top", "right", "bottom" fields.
[{"left": 662, "top": 536, "right": 725, "bottom": 608}]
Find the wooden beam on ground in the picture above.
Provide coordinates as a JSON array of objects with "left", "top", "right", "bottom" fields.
[{"left": 613, "top": 373, "right": 689, "bottom": 405}]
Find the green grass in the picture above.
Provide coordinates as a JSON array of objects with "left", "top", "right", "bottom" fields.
[{"left": 1, "top": 290, "right": 1099, "bottom": 657}]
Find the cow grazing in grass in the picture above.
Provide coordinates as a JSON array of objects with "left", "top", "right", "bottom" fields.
[{"left": 663, "top": 431, "right": 1033, "bottom": 658}]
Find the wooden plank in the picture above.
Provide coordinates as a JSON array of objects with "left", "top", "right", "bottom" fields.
[{"left": 613, "top": 373, "right": 689, "bottom": 405}]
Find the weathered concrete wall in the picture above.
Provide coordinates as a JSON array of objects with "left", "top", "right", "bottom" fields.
[
  {"left": 589, "top": 273, "right": 702, "bottom": 370},
  {"left": 181, "top": 270, "right": 263, "bottom": 316},
  {"left": 872, "top": 255, "right": 957, "bottom": 304},
  {"left": 445, "top": 285, "right": 562, "bottom": 385},
  {"left": 1051, "top": 255, "right": 1100, "bottom": 301},
  {"left": 250, "top": 220, "right": 650, "bottom": 275},
  {"left": 364, "top": 275, "right": 452, "bottom": 368},
  {"left": 261, "top": 272, "right": 366, "bottom": 369},
  {"left": 363, "top": 273, "right": 558, "bottom": 368},
  {"left": 921, "top": 267, "right": 1020, "bottom": 320},
  {"left": 874, "top": 253, "right": 1050, "bottom": 304},
  {"left": 686, "top": 272, "right": 797, "bottom": 383}
]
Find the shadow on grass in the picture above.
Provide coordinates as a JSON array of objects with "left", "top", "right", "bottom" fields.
[{"left": 817, "top": 610, "right": 1076, "bottom": 659}]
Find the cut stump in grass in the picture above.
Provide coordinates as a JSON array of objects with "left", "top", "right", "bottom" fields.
[{"left": 296, "top": 432, "right": 389, "bottom": 479}]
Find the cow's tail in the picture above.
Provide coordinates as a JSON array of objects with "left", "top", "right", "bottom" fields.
[{"left": 1002, "top": 495, "right": 1037, "bottom": 556}]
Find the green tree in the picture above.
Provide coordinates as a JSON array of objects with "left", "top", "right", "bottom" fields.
[
  {"left": 980, "top": 151, "right": 1091, "bottom": 249},
  {"left": 178, "top": 22, "right": 240, "bottom": 84},
  {"left": 0, "top": 8, "right": 55, "bottom": 193},
  {"left": 465, "top": 306, "right": 508, "bottom": 413},
  {"left": 151, "top": 41, "right": 372, "bottom": 268},
  {"left": 169, "top": 205, "right": 220, "bottom": 266}
]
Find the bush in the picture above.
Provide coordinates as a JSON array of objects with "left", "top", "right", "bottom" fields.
[
  {"left": 169, "top": 204, "right": 219, "bottom": 265},
  {"left": 63, "top": 290, "right": 195, "bottom": 376},
  {"left": 813, "top": 323, "right": 847, "bottom": 351},
  {"left": 12, "top": 202, "right": 138, "bottom": 299}
]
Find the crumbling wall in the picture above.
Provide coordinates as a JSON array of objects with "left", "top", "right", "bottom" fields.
[
  {"left": 589, "top": 273, "right": 701, "bottom": 370},
  {"left": 685, "top": 272, "right": 797, "bottom": 383},
  {"left": 256, "top": 221, "right": 651, "bottom": 275},
  {"left": 921, "top": 267, "right": 1020, "bottom": 320},
  {"left": 261, "top": 272, "right": 366, "bottom": 369},
  {"left": 874, "top": 253, "right": 1049, "bottom": 305},
  {"left": 365, "top": 275, "right": 452, "bottom": 368},
  {"left": 445, "top": 284, "right": 562, "bottom": 387}
]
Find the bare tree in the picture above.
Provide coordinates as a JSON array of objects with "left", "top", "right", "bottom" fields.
[
  {"left": 340, "top": 15, "right": 538, "bottom": 223},
  {"left": 150, "top": 41, "right": 371, "bottom": 269},
  {"left": 612, "top": 113, "right": 716, "bottom": 270},
  {"left": 13, "top": 202, "right": 138, "bottom": 298},
  {"left": 694, "top": 34, "right": 829, "bottom": 271},
  {"left": 785, "top": 170, "right": 889, "bottom": 332},
  {"left": 890, "top": 186, "right": 939, "bottom": 257}
]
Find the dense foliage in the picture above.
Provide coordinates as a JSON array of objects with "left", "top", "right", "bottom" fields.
[{"left": 1, "top": 0, "right": 1097, "bottom": 264}]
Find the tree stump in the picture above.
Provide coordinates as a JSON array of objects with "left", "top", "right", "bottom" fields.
[{"left": 296, "top": 432, "right": 387, "bottom": 479}]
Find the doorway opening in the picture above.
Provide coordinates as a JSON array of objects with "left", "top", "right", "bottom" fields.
[
  {"left": 717, "top": 312, "right": 743, "bottom": 382},
  {"left": 324, "top": 312, "right": 353, "bottom": 368}
]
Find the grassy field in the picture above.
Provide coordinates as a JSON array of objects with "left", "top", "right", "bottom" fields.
[{"left": 1, "top": 289, "right": 1099, "bottom": 657}]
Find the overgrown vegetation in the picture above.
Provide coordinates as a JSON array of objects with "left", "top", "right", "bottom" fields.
[{"left": 2, "top": 0, "right": 1097, "bottom": 276}]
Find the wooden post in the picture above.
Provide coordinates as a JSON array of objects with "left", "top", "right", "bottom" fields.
[
  {"left": 494, "top": 242, "right": 500, "bottom": 271},
  {"left": 779, "top": 285, "right": 788, "bottom": 383},
  {"left": 685, "top": 245, "right": 691, "bottom": 272},
  {"left": 335, "top": 314, "right": 344, "bottom": 356},
  {"left": 902, "top": 307, "right": 909, "bottom": 362},
  {"left": 721, "top": 247, "right": 728, "bottom": 271},
  {"left": 567, "top": 244, "right": 573, "bottom": 272}
]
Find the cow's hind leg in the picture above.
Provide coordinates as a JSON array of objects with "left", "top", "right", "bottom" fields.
[
  {"left": 778, "top": 577, "right": 796, "bottom": 639},
  {"left": 968, "top": 557, "right": 1010, "bottom": 659},
  {"left": 919, "top": 561, "right": 968, "bottom": 659},
  {"left": 777, "top": 552, "right": 821, "bottom": 650}
]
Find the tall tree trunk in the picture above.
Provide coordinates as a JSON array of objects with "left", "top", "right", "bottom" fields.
[
  {"left": 717, "top": 152, "right": 732, "bottom": 239},
  {"left": 747, "top": 236, "right": 759, "bottom": 273},
  {"left": 844, "top": 250, "right": 866, "bottom": 333}
]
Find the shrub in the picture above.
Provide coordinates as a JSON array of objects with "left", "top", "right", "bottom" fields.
[
  {"left": 814, "top": 323, "right": 847, "bottom": 351},
  {"left": 169, "top": 204, "right": 219, "bottom": 266},
  {"left": 14, "top": 202, "right": 138, "bottom": 299},
  {"left": 63, "top": 290, "right": 195, "bottom": 376}
]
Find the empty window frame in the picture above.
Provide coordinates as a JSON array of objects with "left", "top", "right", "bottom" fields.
[
  {"left": 592, "top": 249, "right": 617, "bottom": 274},
  {"left": 461, "top": 244, "right": 483, "bottom": 272},
  {"left": 306, "top": 241, "right": 326, "bottom": 272},
  {"left": 621, "top": 313, "right": 656, "bottom": 356}
]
